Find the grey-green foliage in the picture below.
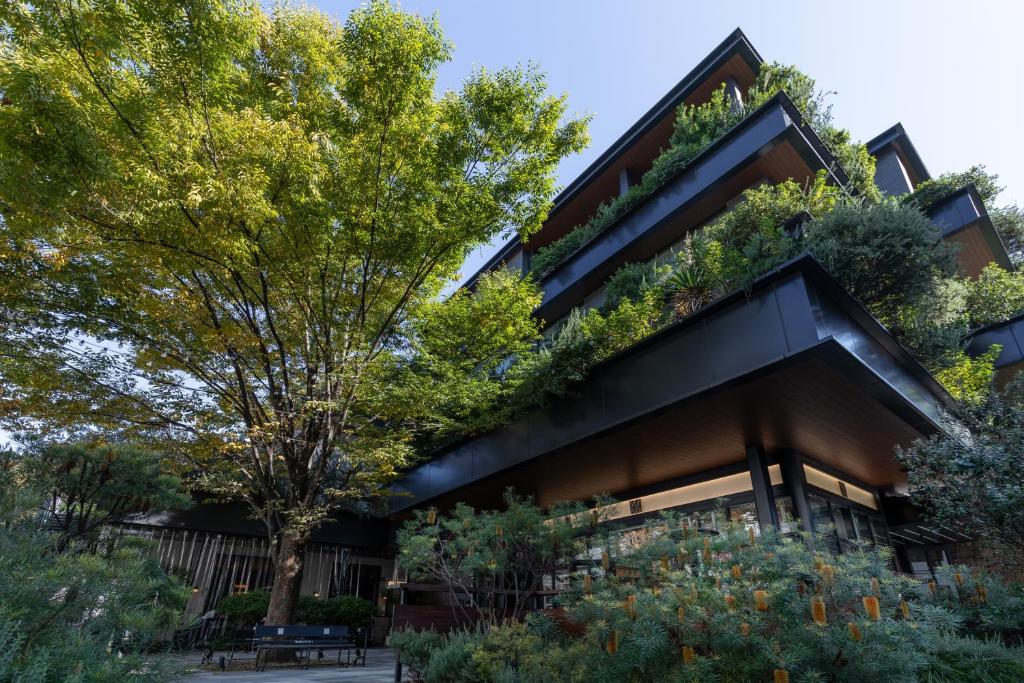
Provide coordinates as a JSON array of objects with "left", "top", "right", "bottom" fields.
[
  {"left": 393, "top": 501, "right": 1024, "bottom": 683},
  {"left": 0, "top": 452, "right": 186, "bottom": 682},
  {"left": 601, "top": 260, "right": 670, "bottom": 312}
]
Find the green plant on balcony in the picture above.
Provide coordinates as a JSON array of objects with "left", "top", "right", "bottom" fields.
[{"left": 528, "top": 63, "right": 875, "bottom": 281}]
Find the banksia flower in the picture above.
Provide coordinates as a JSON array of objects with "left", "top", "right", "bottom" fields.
[
  {"left": 601, "top": 551, "right": 610, "bottom": 572},
  {"left": 773, "top": 669, "right": 790, "bottom": 683},
  {"left": 624, "top": 594, "right": 637, "bottom": 619},
  {"left": 661, "top": 555, "right": 670, "bottom": 572},
  {"left": 677, "top": 606, "right": 685, "bottom": 623},
  {"left": 703, "top": 537, "right": 712, "bottom": 562},
  {"left": 682, "top": 519, "right": 690, "bottom": 539},
  {"left": 863, "top": 595, "right": 881, "bottom": 621},
  {"left": 976, "top": 585, "right": 988, "bottom": 604},
  {"left": 495, "top": 524, "right": 503, "bottom": 537},
  {"left": 927, "top": 580, "right": 937, "bottom": 596},
  {"left": 755, "top": 589, "right": 769, "bottom": 612},
  {"left": 715, "top": 577, "right": 722, "bottom": 590},
  {"left": 607, "top": 630, "right": 619, "bottom": 654},
  {"left": 731, "top": 564, "right": 742, "bottom": 580},
  {"left": 899, "top": 599, "right": 910, "bottom": 619},
  {"left": 797, "top": 580, "right": 806, "bottom": 596},
  {"left": 811, "top": 596, "right": 827, "bottom": 625},
  {"left": 681, "top": 645, "right": 695, "bottom": 664},
  {"left": 748, "top": 527, "right": 757, "bottom": 546},
  {"left": 814, "top": 556, "right": 824, "bottom": 571},
  {"left": 848, "top": 622, "right": 862, "bottom": 642},
  {"left": 583, "top": 574, "right": 592, "bottom": 594},
  {"left": 820, "top": 564, "right": 834, "bottom": 587},
  {"left": 425, "top": 508, "right": 437, "bottom": 525},
  {"left": 954, "top": 572, "right": 964, "bottom": 587},
  {"left": 870, "top": 577, "right": 880, "bottom": 595},
  {"left": 725, "top": 594, "right": 736, "bottom": 610},
  {"left": 740, "top": 622, "right": 750, "bottom": 637}
]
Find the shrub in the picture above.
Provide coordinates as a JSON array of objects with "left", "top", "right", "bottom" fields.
[
  {"left": 217, "top": 590, "right": 374, "bottom": 627},
  {"left": 904, "top": 165, "right": 1002, "bottom": 211},
  {"left": 803, "top": 199, "right": 958, "bottom": 327},
  {"left": 991, "top": 205, "right": 1024, "bottom": 266},
  {"left": 395, "top": 501, "right": 1024, "bottom": 682},
  {"left": 964, "top": 263, "right": 1024, "bottom": 328}
]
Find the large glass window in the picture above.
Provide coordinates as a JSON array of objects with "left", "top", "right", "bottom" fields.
[{"left": 809, "top": 494, "right": 839, "bottom": 553}]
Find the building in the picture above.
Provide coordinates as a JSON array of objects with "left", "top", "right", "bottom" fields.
[
  {"left": 387, "top": 28, "right": 1016, "bottom": 582},
  {"left": 127, "top": 28, "right": 1017, "bottom": 626}
]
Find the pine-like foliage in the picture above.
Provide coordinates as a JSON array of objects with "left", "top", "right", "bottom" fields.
[{"left": 393, "top": 504, "right": 1024, "bottom": 682}]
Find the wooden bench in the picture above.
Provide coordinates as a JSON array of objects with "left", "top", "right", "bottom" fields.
[{"left": 253, "top": 625, "right": 366, "bottom": 671}]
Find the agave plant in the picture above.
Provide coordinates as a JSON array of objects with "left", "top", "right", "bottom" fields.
[{"left": 665, "top": 263, "right": 716, "bottom": 317}]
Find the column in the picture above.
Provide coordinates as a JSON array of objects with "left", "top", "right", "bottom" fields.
[{"left": 745, "top": 444, "right": 779, "bottom": 529}]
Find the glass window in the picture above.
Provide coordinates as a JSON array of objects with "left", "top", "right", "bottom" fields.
[
  {"left": 728, "top": 501, "right": 759, "bottom": 534},
  {"left": 774, "top": 496, "right": 798, "bottom": 534},
  {"left": 809, "top": 495, "right": 838, "bottom": 553},
  {"left": 854, "top": 512, "right": 874, "bottom": 543},
  {"left": 835, "top": 508, "right": 857, "bottom": 541}
]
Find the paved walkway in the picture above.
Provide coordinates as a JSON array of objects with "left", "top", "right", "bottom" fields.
[{"left": 171, "top": 648, "right": 403, "bottom": 682}]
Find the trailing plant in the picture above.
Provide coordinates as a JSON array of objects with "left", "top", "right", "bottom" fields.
[{"left": 393, "top": 501, "right": 1024, "bottom": 682}]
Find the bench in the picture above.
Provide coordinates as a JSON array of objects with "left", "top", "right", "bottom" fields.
[{"left": 253, "top": 625, "right": 367, "bottom": 671}]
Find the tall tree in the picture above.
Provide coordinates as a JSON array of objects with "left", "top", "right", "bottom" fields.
[{"left": 0, "top": 0, "right": 587, "bottom": 622}]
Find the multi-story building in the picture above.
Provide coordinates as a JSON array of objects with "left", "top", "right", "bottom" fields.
[
  {"left": 387, "top": 28, "right": 1016, "bottom": 582},
  {"left": 128, "top": 28, "right": 1017, "bottom": 627}
]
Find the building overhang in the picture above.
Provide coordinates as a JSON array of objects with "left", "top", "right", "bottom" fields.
[
  {"left": 462, "top": 28, "right": 763, "bottom": 290},
  {"left": 965, "top": 310, "right": 1024, "bottom": 385},
  {"left": 390, "top": 256, "right": 952, "bottom": 515},
  {"left": 536, "top": 91, "right": 847, "bottom": 324},
  {"left": 927, "top": 184, "right": 1013, "bottom": 276},
  {"left": 866, "top": 123, "right": 930, "bottom": 187}
]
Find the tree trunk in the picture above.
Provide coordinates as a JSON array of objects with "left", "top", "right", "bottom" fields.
[
  {"left": 267, "top": 532, "right": 306, "bottom": 625},
  {"left": 263, "top": 532, "right": 307, "bottom": 663}
]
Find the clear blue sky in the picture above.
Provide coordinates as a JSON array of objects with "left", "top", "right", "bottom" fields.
[{"left": 321, "top": 0, "right": 1024, "bottom": 279}]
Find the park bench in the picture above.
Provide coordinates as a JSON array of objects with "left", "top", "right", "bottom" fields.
[{"left": 253, "top": 625, "right": 367, "bottom": 671}]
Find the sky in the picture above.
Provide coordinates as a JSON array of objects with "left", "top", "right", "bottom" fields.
[{"left": 315, "top": 0, "right": 1024, "bottom": 281}]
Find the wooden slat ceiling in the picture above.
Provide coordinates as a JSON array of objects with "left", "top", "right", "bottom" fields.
[{"left": 423, "top": 358, "right": 924, "bottom": 511}]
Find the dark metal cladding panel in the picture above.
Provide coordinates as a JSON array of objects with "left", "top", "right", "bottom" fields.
[
  {"left": 601, "top": 324, "right": 714, "bottom": 424},
  {"left": 527, "top": 382, "right": 605, "bottom": 456},
  {"left": 706, "top": 288, "right": 788, "bottom": 384},
  {"left": 538, "top": 103, "right": 792, "bottom": 315},
  {"left": 772, "top": 274, "right": 820, "bottom": 353},
  {"left": 399, "top": 459, "right": 432, "bottom": 503},
  {"left": 427, "top": 444, "right": 476, "bottom": 499},
  {"left": 967, "top": 318, "right": 1024, "bottom": 369},
  {"left": 470, "top": 418, "right": 533, "bottom": 483},
  {"left": 926, "top": 189, "right": 981, "bottom": 235}
]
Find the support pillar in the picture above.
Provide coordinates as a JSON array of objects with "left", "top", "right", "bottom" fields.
[
  {"left": 745, "top": 444, "right": 779, "bottom": 529},
  {"left": 779, "top": 450, "right": 813, "bottom": 532}
]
